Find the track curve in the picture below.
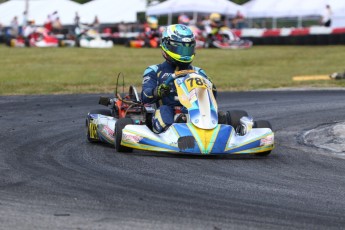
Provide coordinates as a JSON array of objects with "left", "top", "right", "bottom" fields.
[{"left": 1, "top": 91, "right": 345, "bottom": 229}]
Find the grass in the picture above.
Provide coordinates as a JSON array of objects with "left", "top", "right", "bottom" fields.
[{"left": 0, "top": 44, "right": 344, "bottom": 95}]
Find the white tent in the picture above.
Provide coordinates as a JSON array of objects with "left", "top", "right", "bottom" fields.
[
  {"left": 244, "top": 0, "right": 345, "bottom": 27},
  {"left": 0, "top": 0, "right": 81, "bottom": 26},
  {"left": 245, "top": 0, "right": 345, "bottom": 18},
  {"left": 146, "top": 0, "right": 245, "bottom": 17},
  {"left": 79, "top": 0, "right": 146, "bottom": 24}
]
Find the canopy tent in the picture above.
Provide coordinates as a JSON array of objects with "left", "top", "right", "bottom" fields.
[
  {"left": 146, "top": 0, "right": 245, "bottom": 25},
  {"left": 0, "top": 0, "right": 81, "bottom": 26},
  {"left": 245, "top": 0, "right": 327, "bottom": 18},
  {"left": 244, "top": 0, "right": 345, "bottom": 28},
  {"left": 79, "top": 0, "right": 146, "bottom": 24},
  {"left": 146, "top": 0, "right": 245, "bottom": 17},
  {"left": 245, "top": 0, "right": 345, "bottom": 18}
]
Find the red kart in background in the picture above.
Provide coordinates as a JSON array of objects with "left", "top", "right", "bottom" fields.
[
  {"left": 126, "top": 29, "right": 160, "bottom": 48},
  {"left": 204, "top": 27, "right": 253, "bottom": 49},
  {"left": 9, "top": 27, "right": 63, "bottom": 47}
]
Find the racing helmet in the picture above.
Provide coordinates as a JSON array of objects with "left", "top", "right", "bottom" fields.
[
  {"left": 161, "top": 24, "right": 196, "bottom": 68},
  {"left": 210, "top": 13, "right": 221, "bottom": 23},
  {"left": 147, "top": 16, "right": 158, "bottom": 29},
  {"left": 178, "top": 14, "right": 190, "bottom": 25}
]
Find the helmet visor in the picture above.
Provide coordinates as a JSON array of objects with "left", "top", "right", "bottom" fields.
[{"left": 166, "top": 40, "right": 195, "bottom": 57}]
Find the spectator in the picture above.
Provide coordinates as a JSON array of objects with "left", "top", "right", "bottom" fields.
[
  {"left": 232, "top": 10, "right": 246, "bottom": 29},
  {"left": 178, "top": 14, "right": 190, "bottom": 26},
  {"left": 321, "top": 4, "right": 332, "bottom": 27},
  {"left": 91, "top": 16, "right": 100, "bottom": 32},
  {"left": 10, "top": 16, "right": 19, "bottom": 37},
  {"left": 22, "top": 11, "right": 28, "bottom": 28},
  {"left": 23, "top": 20, "right": 35, "bottom": 38},
  {"left": 74, "top": 12, "right": 80, "bottom": 26},
  {"left": 118, "top": 21, "right": 127, "bottom": 33},
  {"left": 0, "top": 22, "right": 3, "bottom": 37},
  {"left": 52, "top": 17, "right": 63, "bottom": 33},
  {"left": 49, "top": 11, "right": 59, "bottom": 23},
  {"left": 44, "top": 14, "right": 53, "bottom": 32}
]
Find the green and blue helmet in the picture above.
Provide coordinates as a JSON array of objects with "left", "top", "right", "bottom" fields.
[{"left": 161, "top": 24, "right": 196, "bottom": 67}]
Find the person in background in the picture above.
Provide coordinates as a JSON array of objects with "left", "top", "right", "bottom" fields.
[
  {"left": 232, "top": 10, "right": 245, "bottom": 29},
  {"left": 202, "top": 13, "right": 224, "bottom": 38},
  {"left": 22, "top": 11, "right": 28, "bottom": 28},
  {"left": 91, "top": 16, "right": 100, "bottom": 32},
  {"left": 23, "top": 19, "right": 35, "bottom": 38},
  {"left": 44, "top": 14, "right": 53, "bottom": 32},
  {"left": 10, "top": 16, "right": 19, "bottom": 37},
  {"left": 74, "top": 12, "right": 80, "bottom": 26},
  {"left": 141, "top": 24, "right": 217, "bottom": 134},
  {"left": 178, "top": 14, "right": 190, "bottom": 26},
  {"left": 0, "top": 22, "right": 3, "bottom": 38},
  {"left": 52, "top": 17, "right": 63, "bottom": 33},
  {"left": 321, "top": 4, "right": 332, "bottom": 27}
]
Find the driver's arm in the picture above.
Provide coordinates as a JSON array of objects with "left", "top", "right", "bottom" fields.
[{"left": 141, "top": 66, "right": 159, "bottom": 104}]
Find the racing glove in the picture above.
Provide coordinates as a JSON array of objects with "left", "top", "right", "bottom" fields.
[{"left": 154, "top": 84, "right": 170, "bottom": 98}]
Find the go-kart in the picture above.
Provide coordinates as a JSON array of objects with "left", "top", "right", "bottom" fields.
[
  {"left": 205, "top": 27, "right": 253, "bottom": 49},
  {"left": 86, "top": 71, "right": 274, "bottom": 155},
  {"left": 126, "top": 29, "right": 160, "bottom": 48},
  {"left": 8, "top": 27, "right": 63, "bottom": 47},
  {"left": 126, "top": 36, "right": 160, "bottom": 48},
  {"left": 75, "top": 24, "right": 113, "bottom": 48}
]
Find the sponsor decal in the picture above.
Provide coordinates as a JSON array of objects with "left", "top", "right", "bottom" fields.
[
  {"left": 182, "top": 37, "right": 192, "bottom": 42},
  {"left": 103, "top": 125, "right": 114, "bottom": 137},
  {"left": 123, "top": 133, "right": 143, "bottom": 143},
  {"left": 142, "top": 76, "right": 151, "bottom": 84},
  {"left": 260, "top": 135, "right": 274, "bottom": 146},
  {"left": 188, "top": 89, "right": 197, "bottom": 103}
]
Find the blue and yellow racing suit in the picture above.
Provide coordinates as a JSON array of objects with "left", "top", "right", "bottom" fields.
[{"left": 141, "top": 61, "right": 216, "bottom": 133}]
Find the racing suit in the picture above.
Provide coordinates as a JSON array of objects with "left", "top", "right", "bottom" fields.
[{"left": 141, "top": 61, "right": 216, "bottom": 134}]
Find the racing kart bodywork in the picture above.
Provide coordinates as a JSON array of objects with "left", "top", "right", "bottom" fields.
[
  {"left": 86, "top": 71, "right": 274, "bottom": 155},
  {"left": 8, "top": 27, "right": 63, "bottom": 47}
]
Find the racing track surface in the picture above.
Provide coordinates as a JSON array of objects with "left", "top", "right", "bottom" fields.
[{"left": 1, "top": 91, "right": 345, "bottom": 229}]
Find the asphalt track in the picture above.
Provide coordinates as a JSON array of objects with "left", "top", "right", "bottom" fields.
[{"left": 1, "top": 90, "right": 345, "bottom": 230}]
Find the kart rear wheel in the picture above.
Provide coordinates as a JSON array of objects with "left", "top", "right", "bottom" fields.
[
  {"left": 253, "top": 120, "right": 273, "bottom": 156},
  {"left": 226, "top": 110, "right": 248, "bottom": 128},
  {"left": 114, "top": 118, "right": 134, "bottom": 152},
  {"left": 86, "top": 109, "right": 112, "bottom": 143}
]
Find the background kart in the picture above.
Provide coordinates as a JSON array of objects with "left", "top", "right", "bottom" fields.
[
  {"left": 8, "top": 27, "right": 64, "bottom": 47},
  {"left": 86, "top": 72, "right": 274, "bottom": 156},
  {"left": 205, "top": 27, "right": 253, "bottom": 49},
  {"left": 75, "top": 24, "right": 113, "bottom": 48}
]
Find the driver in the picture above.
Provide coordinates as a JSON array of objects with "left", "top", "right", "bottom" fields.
[
  {"left": 141, "top": 24, "right": 217, "bottom": 134},
  {"left": 209, "top": 13, "right": 224, "bottom": 35}
]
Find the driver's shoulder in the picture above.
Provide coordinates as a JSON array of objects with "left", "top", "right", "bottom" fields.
[{"left": 192, "top": 66, "right": 207, "bottom": 77}]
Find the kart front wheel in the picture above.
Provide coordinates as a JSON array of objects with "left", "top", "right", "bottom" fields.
[
  {"left": 226, "top": 110, "right": 249, "bottom": 128},
  {"left": 86, "top": 109, "right": 112, "bottom": 143},
  {"left": 253, "top": 120, "right": 273, "bottom": 156},
  {"left": 114, "top": 118, "right": 134, "bottom": 152}
]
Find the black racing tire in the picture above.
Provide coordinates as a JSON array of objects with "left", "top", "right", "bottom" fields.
[
  {"left": 86, "top": 109, "right": 112, "bottom": 143},
  {"left": 253, "top": 120, "right": 273, "bottom": 156},
  {"left": 145, "top": 113, "right": 153, "bottom": 130},
  {"left": 254, "top": 120, "right": 272, "bottom": 130},
  {"left": 114, "top": 118, "right": 134, "bottom": 152},
  {"left": 226, "top": 110, "right": 248, "bottom": 128},
  {"left": 218, "top": 111, "right": 228, "bottom": 124}
]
